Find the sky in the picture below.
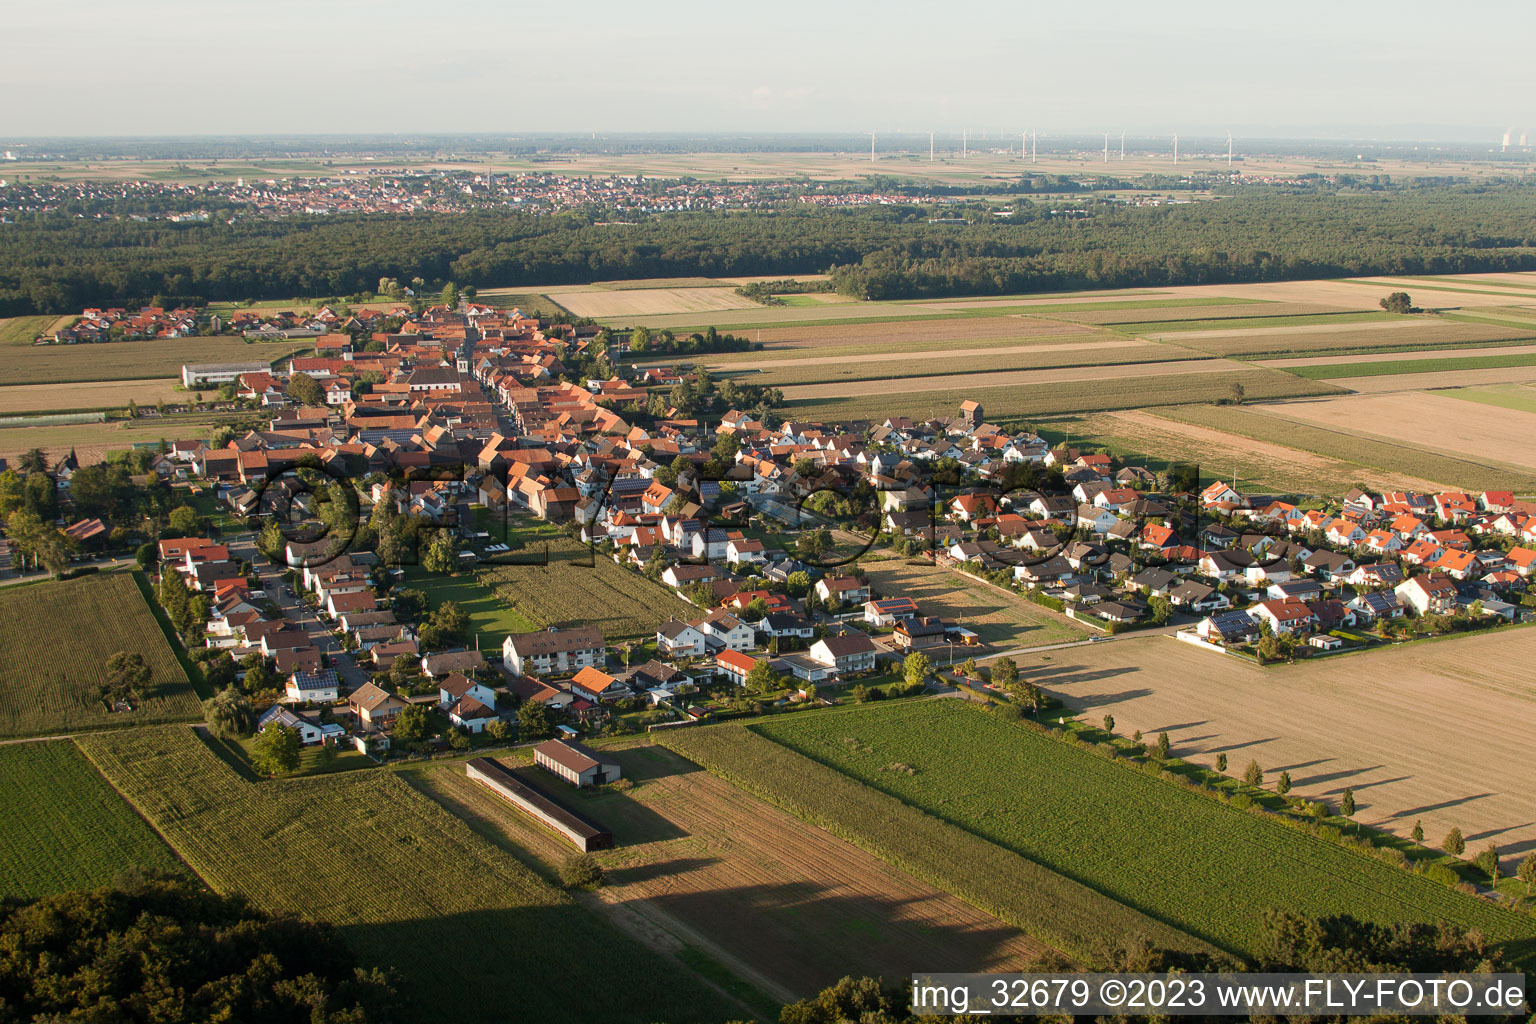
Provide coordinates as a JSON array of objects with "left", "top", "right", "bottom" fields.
[{"left": 5, "top": 0, "right": 1533, "bottom": 141}]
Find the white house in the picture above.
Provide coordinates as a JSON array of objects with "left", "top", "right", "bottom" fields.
[
  {"left": 808, "top": 633, "right": 879, "bottom": 675},
  {"left": 256, "top": 705, "right": 324, "bottom": 746},
  {"left": 656, "top": 619, "right": 708, "bottom": 657},
  {"left": 697, "top": 610, "right": 755, "bottom": 651},
  {"left": 502, "top": 626, "right": 605, "bottom": 677}
]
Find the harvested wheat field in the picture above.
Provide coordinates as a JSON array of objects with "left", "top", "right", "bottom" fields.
[
  {"left": 1031, "top": 630, "right": 1536, "bottom": 875},
  {"left": 1093, "top": 410, "right": 1445, "bottom": 494},
  {"left": 1265, "top": 392, "right": 1536, "bottom": 471},
  {"left": 780, "top": 357, "right": 1247, "bottom": 401},
  {"left": 412, "top": 745, "right": 1047, "bottom": 1002},
  {"left": 0, "top": 379, "right": 184, "bottom": 414},
  {"left": 548, "top": 287, "right": 760, "bottom": 318}
]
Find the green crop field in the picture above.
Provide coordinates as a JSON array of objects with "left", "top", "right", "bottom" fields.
[
  {"left": 1153, "top": 405, "right": 1536, "bottom": 492},
  {"left": 477, "top": 535, "right": 695, "bottom": 641},
  {"left": 657, "top": 721, "right": 1210, "bottom": 964},
  {"left": 0, "top": 574, "right": 201, "bottom": 739},
  {"left": 1289, "top": 351, "right": 1536, "bottom": 380},
  {"left": 947, "top": 297, "right": 1269, "bottom": 317},
  {"left": 782, "top": 368, "right": 1342, "bottom": 424},
  {"left": 750, "top": 701, "right": 1536, "bottom": 961},
  {"left": 5, "top": 337, "right": 307, "bottom": 385},
  {"left": 1433, "top": 384, "right": 1536, "bottom": 414},
  {"left": 0, "top": 740, "right": 187, "bottom": 898},
  {"left": 0, "top": 316, "right": 61, "bottom": 346},
  {"left": 76, "top": 726, "right": 740, "bottom": 1024}
]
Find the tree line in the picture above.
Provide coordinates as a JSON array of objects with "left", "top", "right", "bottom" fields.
[{"left": 4, "top": 184, "right": 1536, "bottom": 314}]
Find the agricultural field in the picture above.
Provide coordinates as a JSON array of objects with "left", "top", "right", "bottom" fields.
[
  {"left": 1433, "top": 382, "right": 1536, "bottom": 414},
  {"left": 856, "top": 554, "right": 1086, "bottom": 648},
  {"left": 1112, "top": 310, "right": 1400, "bottom": 335},
  {"left": 1331, "top": 364, "right": 1536, "bottom": 393},
  {"left": 675, "top": 330, "right": 1132, "bottom": 369},
  {"left": 1141, "top": 320, "right": 1535, "bottom": 360},
  {"left": 0, "top": 378, "right": 184, "bottom": 415},
  {"left": 744, "top": 342, "right": 1204, "bottom": 388},
  {"left": 0, "top": 740, "right": 187, "bottom": 898},
  {"left": 1153, "top": 404, "right": 1536, "bottom": 492},
  {"left": 1045, "top": 301, "right": 1323, "bottom": 325},
  {"left": 735, "top": 315, "right": 1100, "bottom": 354},
  {"left": 780, "top": 357, "right": 1251, "bottom": 401},
  {"left": 0, "top": 413, "right": 236, "bottom": 466},
  {"left": 4, "top": 337, "right": 306, "bottom": 385},
  {"left": 1286, "top": 351, "right": 1536, "bottom": 381},
  {"left": 753, "top": 701, "right": 1536, "bottom": 961},
  {"left": 0, "top": 573, "right": 201, "bottom": 739},
  {"left": 782, "top": 366, "right": 1342, "bottom": 423},
  {"left": 548, "top": 286, "right": 761, "bottom": 318},
  {"left": 1014, "top": 630, "right": 1536, "bottom": 881},
  {"left": 1043, "top": 410, "right": 1445, "bottom": 495},
  {"left": 0, "top": 315, "right": 63, "bottom": 346},
  {"left": 1261, "top": 392, "right": 1536, "bottom": 474},
  {"left": 75, "top": 726, "right": 742, "bottom": 1024},
  {"left": 411, "top": 744, "right": 1048, "bottom": 1002},
  {"left": 477, "top": 535, "right": 696, "bottom": 641},
  {"left": 657, "top": 721, "right": 1208, "bottom": 964}
]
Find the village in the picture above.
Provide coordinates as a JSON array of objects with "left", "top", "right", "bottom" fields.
[{"left": 4, "top": 296, "right": 1532, "bottom": 777}]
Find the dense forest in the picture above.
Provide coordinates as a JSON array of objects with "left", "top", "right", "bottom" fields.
[{"left": 3, "top": 184, "right": 1536, "bottom": 314}]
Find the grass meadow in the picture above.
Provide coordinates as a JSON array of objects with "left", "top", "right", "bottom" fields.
[{"left": 0, "top": 740, "right": 187, "bottom": 898}]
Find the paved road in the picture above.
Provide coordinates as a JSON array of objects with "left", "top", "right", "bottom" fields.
[
  {"left": 229, "top": 536, "right": 371, "bottom": 689},
  {"left": 0, "top": 553, "right": 136, "bottom": 587}
]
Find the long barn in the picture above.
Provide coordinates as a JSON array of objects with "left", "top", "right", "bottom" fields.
[{"left": 464, "top": 756, "right": 614, "bottom": 852}]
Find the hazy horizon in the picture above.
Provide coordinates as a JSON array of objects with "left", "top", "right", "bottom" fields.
[{"left": 4, "top": 0, "right": 1533, "bottom": 141}]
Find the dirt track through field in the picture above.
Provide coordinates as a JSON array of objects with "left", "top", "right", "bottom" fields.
[
  {"left": 780, "top": 358, "right": 1246, "bottom": 400},
  {"left": 1032, "top": 630, "right": 1536, "bottom": 874}
]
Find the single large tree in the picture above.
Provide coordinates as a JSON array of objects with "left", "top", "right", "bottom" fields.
[
  {"left": 903, "top": 650, "right": 932, "bottom": 689},
  {"left": 102, "top": 651, "right": 151, "bottom": 706},
  {"left": 1443, "top": 826, "right": 1466, "bottom": 856},
  {"left": 251, "top": 724, "right": 301, "bottom": 775}
]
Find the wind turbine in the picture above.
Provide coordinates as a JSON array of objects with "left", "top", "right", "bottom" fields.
[
  {"left": 1172, "top": 133, "right": 1179, "bottom": 165},
  {"left": 930, "top": 130, "right": 935, "bottom": 162},
  {"left": 1226, "top": 130, "right": 1233, "bottom": 167},
  {"left": 1103, "top": 132, "right": 1109, "bottom": 162},
  {"left": 1120, "top": 131, "right": 1125, "bottom": 160},
  {"left": 1021, "top": 131, "right": 1027, "bottom": 160},
  {"left": 1031, "top": 129, "right": 1037, "bottom": 163},
  {"left": 962, "top": 128, "right": 968, "bottom": 158},
  {"left": 869, "top": 130, "right": 876, "bottom": 163}
]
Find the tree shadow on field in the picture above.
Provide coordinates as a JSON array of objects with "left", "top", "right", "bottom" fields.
[
  {"left": 1055, "top": 687, "right": 1155, "bottom": 709},
  {"left": 1029, "top": 662, "right": 1142, "bottom": 686},
  {"left": 342, "top": 904, "right": 741, "bottom": 1024},
  {"left": 1205, "top": 736, "right": 1279, "bottom": 753},
  {"left": 1270, "top": 757, "right": 1333, "bottom": 773},
  {"left": 617, "top": 879, "right": 1043, "bottom": 1001},
  {"left": 1465, "top": 821, "right": 1536, "bottom": 844},
  {"left": 1385, "top": 793, "right": 1495, "bottom": 819},
  {"left": 1145, "top": 720, "right": 1208, "bottom": 733},
  {"left": 1293, "top": 765, "right": 1385, "bottom": 788},
  {"left": 604, "top": 856, "right": 721, "bottom": 886}
]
